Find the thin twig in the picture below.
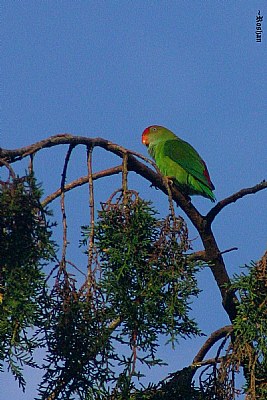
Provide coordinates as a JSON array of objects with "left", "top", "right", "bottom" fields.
[
  {"left": 131, "top": 329, "right": 138, "bottom": 376},
  {"left": 188, "top": 247, "right": 238, "bottom": 263},
  {"left": 164, "top": 177, "right": 176, "bottom": 222},
  {"left": 60, "top": 144, "right": 75, "bottom": 268},
  {"left": 87, "top": 145, "right": 95, "bottom": 287},
  {"left": 0, "top": 158, "right": 16, "bottom": 180},
  {"left": 42, "top": 165, "right": 122, "bottom": 206},
  {"left": 28, "top": 153, "right": 34, "bottom": 175},
  {"left": 192, "top": 356, "right": 227, "bottom": 368},
  {"left": 220, "top": 247, "right": 238, "bottom": 256},
  {"left": 206, "top": 180, "right": 267, "bottom": 224},
  {"left": 128, "top": 148, "right": 158, "bottom": 169},
  {"left": 193, "top": 325, "right": 233, "bottom": 367},
  {"left": 66, "top": 260, "right": 87, "bottom": 277},
  {"left": 122, "top": 151, "right": 128, "bottom": 204},
  {"left": 2, "top": 134, "right": 267, "bottom": 324}
]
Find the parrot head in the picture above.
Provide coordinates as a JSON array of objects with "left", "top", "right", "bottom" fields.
[{"left": 142, "top": 126, "right": 175, "bottom": 146}]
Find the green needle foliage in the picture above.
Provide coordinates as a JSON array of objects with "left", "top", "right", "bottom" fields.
[
  {"left": 231, "top": 253, "right": 267, "bottom": 398},
  {"left": 0, "top": 175, "right": 55, "bottom": 390},
  {"left": 1, "top": 140, "right": 266, "bottom": 400},
  {"left": 36, "top": 190, "right": 202, "bottom": 399},
  {"left": 81, "top": 190, "right": 202, "bottom": 397},
  {"left": 0, "top": 167, "right": 265, "bottom": 399},
  {"left": 38, "top": 267, "right": 117, "bottom": 400},
  {"left": 94, "top": 191, "right": 201, "bottom": 344}
]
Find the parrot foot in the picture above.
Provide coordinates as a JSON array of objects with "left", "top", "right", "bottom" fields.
[{"left": 166, "top": 176, "right": 174, "bottom": 186}]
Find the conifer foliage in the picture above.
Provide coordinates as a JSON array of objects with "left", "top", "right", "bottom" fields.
[{"left": 0, "top": 135, "right": 266, "bottom": 399}]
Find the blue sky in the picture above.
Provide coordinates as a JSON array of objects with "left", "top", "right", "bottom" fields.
[{"left": 1, "top": 1, "right": 267, "bottom": 399}]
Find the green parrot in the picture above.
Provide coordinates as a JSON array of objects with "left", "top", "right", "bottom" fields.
[{"left": 142, "top": 125, "right": 215, "bottom": 202}]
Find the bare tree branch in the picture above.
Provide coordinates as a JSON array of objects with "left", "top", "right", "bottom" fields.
[
  {"left": 42, "top": 166, "right": 123, "bottom": 206},
  {"left": 206, "top": 181, "right": 267, "bottom": 224},
  {"left": 87, "top": 145, "right": 95, "bottom": 278},
  {"left": 188, "top": 247, "right": 238, "bottom": 263},
  {"left": 1, "top": 134, "right": 266, "bottom": 324},
  {"left": 60, "top": 144, "right": 74, "bottom": 267},
  {"left": 0, "top": 135, "right": 237, "bottom": 320},
  {"left": 192, "top": 325, "right": 233, "bottom": 367},
  {"left": 192, "top": 355, "right": 226, "bottom": 368},
  {"left": 187, "top": 250, "right": 207, "bottom": 262},
  {"left": 0, "top": 158, "right": 16, "bottom": 180}
]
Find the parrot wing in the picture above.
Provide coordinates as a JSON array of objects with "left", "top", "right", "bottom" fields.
[{"left": 163, "top": 139, "right": 215, "bottom": 190}]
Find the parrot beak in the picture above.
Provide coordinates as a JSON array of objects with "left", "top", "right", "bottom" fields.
[{"left": 142, "top": 129, "right": 149, "bottom": 146}]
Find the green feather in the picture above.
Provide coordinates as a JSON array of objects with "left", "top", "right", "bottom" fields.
[{"left": 143, "top": 126, "right": 215, "bottom": 202}]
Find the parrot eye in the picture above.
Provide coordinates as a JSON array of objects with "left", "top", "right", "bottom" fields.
[{"left": 151, "top": 127, "right": 157, "bottom": 132}]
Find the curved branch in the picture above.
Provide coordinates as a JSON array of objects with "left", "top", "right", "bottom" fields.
[
  {"left": 154, "top": 328, "right": 233, "bottom": 400},
  {"left": 1, "top": 133, "right": 203, "bottom": 226},
  {"left": 87, "top": 145, "right": 95, "bottom": 275},
  {"left": 188, "top": 247, "right": 238, "bottom": 263},
  {"left": 42, "top": 166, "right": 123, "bottom": 206},
  {"left": 0, "top": 135, "right": 236, "bottom": 319},
  {"left": 0, "top": 134, "right": 150, "bottom": 165},
  {"left": 2, "top": 134, "right": 265, "bottom": 323},
  {"left": 192, "top": 325, "right": 233, "bottom": 367},
  {"left": 60, "top": 145, "right": 74, "bottom": 265},
  {"left": 206, "top": 181, "right": 267, "bottom": 224},
  {"left": 0, "top": 158, "right": 16, "bottom": 180}
]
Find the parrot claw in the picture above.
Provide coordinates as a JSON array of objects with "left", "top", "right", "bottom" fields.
[{"left": 166, "top": 176, "right": 174, "bottom": 185}]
